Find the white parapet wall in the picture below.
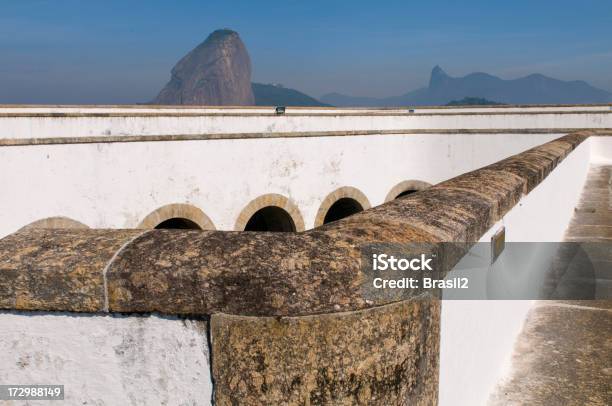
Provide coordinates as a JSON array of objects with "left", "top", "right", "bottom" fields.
[
  {"left": 0, "top": 132, "right": 564, "bottom": 237},
  {"left": 0, "top": 106, "right": 610, "bottom": 141},
  {"left": 439, "top": 137, "right": 597, "bottom": 406},
  {"left": 0, "top": 312, "right": 213, "bottom": 405}
]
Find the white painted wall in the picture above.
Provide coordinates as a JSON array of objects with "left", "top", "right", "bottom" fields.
[
  {"left": 0, "top": 111, "right": 610, "bottom": 141},
  {"left": 0, "top": 132, "right": 561, "bottom": 237},
  {"left": 590, "top": 136, "right": 612, "bottom": 164},
  {"left": 0, "top": 312, "right": 212, "bottom": 405},
  {"left": 438, "top": 138, "right": 596, "bottom": 406}
]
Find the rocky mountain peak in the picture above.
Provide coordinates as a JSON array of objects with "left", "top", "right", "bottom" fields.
[
  {"left": 153, "top": 29, "right": 255, "bottom": 105},
  {"left": 429, "top": 65, "right": 450, "bottom": 89}
]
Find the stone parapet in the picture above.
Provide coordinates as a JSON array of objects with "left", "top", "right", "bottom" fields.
[{"left": 0, "top": 131, "right": 598, "bottom": 317}]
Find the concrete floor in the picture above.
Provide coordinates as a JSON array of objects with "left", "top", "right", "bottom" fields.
[{"left": 490, "top": 165, "right": 612, "bottom": 406}]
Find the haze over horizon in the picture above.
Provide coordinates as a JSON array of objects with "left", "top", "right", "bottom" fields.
[{"left": 1, "top": 0, "right": 611, "bottom": 104}]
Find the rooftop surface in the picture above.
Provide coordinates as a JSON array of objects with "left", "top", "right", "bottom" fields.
[{"left": 491, "top": 164, "right": 612, "bottom": 405}]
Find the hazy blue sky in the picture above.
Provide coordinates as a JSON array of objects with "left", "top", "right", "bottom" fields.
[{"left": 1, "top": 0, "right": 611, "bottom": 103}]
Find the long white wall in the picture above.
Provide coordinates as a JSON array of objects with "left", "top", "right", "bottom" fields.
[
  {"left": 0, "top": 132, "right": 562, "bottom": 237},
  {"left": 439, "top": 138, "right": 596, "bottom": 406},
  {"left": 0, "top": 109, "right": 610, "bottom": 141}
]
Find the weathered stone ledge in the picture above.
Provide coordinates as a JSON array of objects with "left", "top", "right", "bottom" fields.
[
  {"left": 0, "top": 131, "right": 606, "bottom": 316},
  {"left": 2, "top": 128, "right": 611, "bottom": 147}
]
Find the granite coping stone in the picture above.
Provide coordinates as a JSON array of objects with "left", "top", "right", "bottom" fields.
[{"left": 0, "top": 229, "right": 144, "bottom": 312}]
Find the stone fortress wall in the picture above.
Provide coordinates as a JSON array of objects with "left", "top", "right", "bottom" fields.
[{"left": 0, "top": 104, "right": 611, "bottom": 405}]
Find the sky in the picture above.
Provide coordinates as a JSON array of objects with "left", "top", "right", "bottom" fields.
[{"left": 1, "top": 0, "right": 611, "bottom": 104}]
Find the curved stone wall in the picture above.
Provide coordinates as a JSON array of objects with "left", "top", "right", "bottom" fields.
[{"left": 211, "top": 300, "right": 440, "bottom": 405}]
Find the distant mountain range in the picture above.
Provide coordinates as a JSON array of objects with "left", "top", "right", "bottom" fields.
[
  {"left": 321, "top": 66, "right": 612, "bottom": 106},
  {"left": 252, "top": 83, "right": 330, "bottom": 106},
  {"left": 153, "top": 29, "right": 611, "bottom": 107}
]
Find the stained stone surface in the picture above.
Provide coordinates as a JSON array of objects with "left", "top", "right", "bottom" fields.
[
  {"left": 486, "top": 132, "right": 588, "bottom": 193},
  {"left": 211, "top": 300, "right": 440, "bottom": 406},
  {"left": 434, "top": 168, "right": 525, "bottom": 219},
  {"left": 106, "top": 229, "right": 368, "bottom": 316},
  {"left": 0, "top": 229, "right": 144, "bottom": 312}
]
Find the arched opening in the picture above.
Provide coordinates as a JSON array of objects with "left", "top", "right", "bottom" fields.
[
  {"left": 235, "top": 194, "right": 305, "bottom": 232},
  {"left": 154, "top": 217, "right": 202, "bottom": 229},
  {"left": 395, "top": 189, "right": 418, "bottom": 199},
  {"left": 384, "top": 180, "right": 432, "bottom": 203},
  {"left": 19, "top": 216, "right": 89, "bottom": 231},
  {"left": 138, "top": 203, "right": 215, "bottom": 230},
  {"left": 244, "top": 206, "right": 296, "bottom": 232},
  {"left": 314, "top": 186, "right": 371, "bottom": 228},
  {"left": 323, "top": 198, "right": 364, "bottom": 224}
]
